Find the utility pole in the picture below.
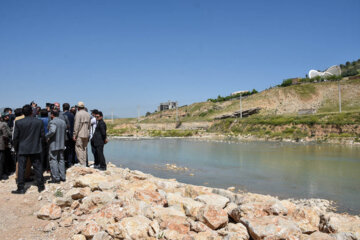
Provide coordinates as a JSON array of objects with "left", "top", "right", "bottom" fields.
[
  {"left": 239, "top": 94, "right": 242, "bottom": 119},
  {"left": 137, "top": 106, "right": 140, "bottom": 122},
  {"left": 176, "top": 101, "right": 178, "bottom": 123},
  {"left": 338, "top": 80, "right": 342, "bottom": 113},
  {"left": 111, "top": 111, "right": 114, "bottom": 123}
]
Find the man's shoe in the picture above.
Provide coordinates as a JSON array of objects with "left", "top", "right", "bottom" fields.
[
  {"left": 60, "top": 179, "right": 66, "bottom": 182},
  {"left": 11, "top": 188, "right": 26, "bottom": 194},
  {"left": 38, "top": 186, "right": 45, "bottom": 193},
  {"left": 94, "top": 165, "right": 100, "bottom": 169},
  {"left": 98, "top": 167, "right": 107, "bottom": 171},
  {"left": 49, "top": 180, "right": 60, "bottom": 184}
]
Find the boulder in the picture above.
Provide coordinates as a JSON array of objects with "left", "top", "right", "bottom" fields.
[
  {"left": 54, "top": 196, "right": 72, "bottom": 208},
  {"left": 200, "top": 205, "right": 228, "bottom": 230},
  {"left": 43, "top": 222, "right": 57, "bottom": 232},
  {"left": 301, "top": 231, "right": 336, "bottom": 240},
  {"left": 320, "top": 213, "right": 360, "bottom": 235},
  {"left": 331, "top": 232, "right": 360, "bottom": 240},
  {"left": 134, "top": 189, "right": 167, "bottom": 206},
  {"left": 79, "top": 192, "right": 116, "bottom": 214},
  {"left": 153, "top": 206, "right": 186, "bottom": 220},
  {"left": 149, "top": 220, "right": 160, "bottom": 237},
  {"left": 226, "top": 223, "right": 250, "bottom": 240},
  {"left": 189, "top": 219, "right": 211, "bottom": 233},
  {"left": 291, "top": 207, "right": 320, "bottom": 234},
  {"left": 37, "top": 203, "right": 62, "bottom": 220},
  {"left": 119, "top": 216, "right": 152, "bottom": 239},
  {"left": 241, "top": 216, "right": 302, "bottom": 240},
  {"left": 167, "top": 192, "right": 204, "bottom": 219},
  {"left": 195, "top": 194, "right": 230, "bottom": 209},
  {"left": 82, "top": 220, "right": 101, "bottom": 238},
  {"left": 106, "top": 223, "right": 126, "bottom": 239},
  {"left": 71, "top": 234, "right": 86, "bottom": 240},
  {"left": 73, "top": 173, "right": 108, "bottom": 190},
  {"left": 65, "top": 187, "right": 90, "bottom": 200},
  {"left": 159, "top": 215, "right": 190, "bottom": 234},
  {"left": 124, "top": 200, "right": 154, "bottom": 219},
  {"left": 93, "top": 231, "right": 112, "bottom": 240},
  {"left": 60, "top": 216, "right": 73, "bottom": 227}
]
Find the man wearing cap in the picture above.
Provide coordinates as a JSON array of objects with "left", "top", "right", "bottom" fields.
[{"left": 73, "top": 102, "right": 90, "bottom": 166}]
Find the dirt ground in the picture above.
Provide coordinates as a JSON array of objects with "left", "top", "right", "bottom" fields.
[{"left": 0, "top": 173, "right": 70, "bottom": 240}]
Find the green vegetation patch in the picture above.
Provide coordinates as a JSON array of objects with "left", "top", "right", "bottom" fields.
[{"left": 148, "top": 130, "right": 197, "bottom": 137}]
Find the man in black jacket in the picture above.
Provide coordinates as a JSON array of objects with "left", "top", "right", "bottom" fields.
[
  {"left": 12, "top": 105, "right": 45, "bottom": 194},
  {"left": 91, "top": 111, "right": 107, "bottom": 170}
]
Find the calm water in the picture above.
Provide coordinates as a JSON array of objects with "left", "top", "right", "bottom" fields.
[{"left": 91, "top": 138, "right": 360, "bottom": 214}]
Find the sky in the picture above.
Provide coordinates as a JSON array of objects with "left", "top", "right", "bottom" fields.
[{"left": 0, "top": 0, "right": 359, "bottom": 117}]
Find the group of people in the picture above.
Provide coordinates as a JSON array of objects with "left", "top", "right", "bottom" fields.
[{"left": 0, "top": 101, "right": 108, "bottom": 194}]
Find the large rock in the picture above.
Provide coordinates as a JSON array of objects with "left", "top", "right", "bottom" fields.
[
  {"left": 65, "top": 187, "right": 90, "bottom": 200},
  {"left": 320, "top": 213, "right": 360, "bottom": 235},
  {"left": 37, "top": 203, "right": 62, "bottom": 220},
  {"left": 229, "top": 197, "right": 288, "bottom": 221},
  {"left": 241, "top": 216, "right": 302, "bottom": 240},
  {"left": 82, "top": 220, "right": 101, "bottom": 238},
  {"left": 124, "top": 200, "right": 154, "bottom": 219},
  {"left": 159, "top": 215, "right": 190, "bottom": 234},
  {"left": 195, "top": 194, "right": 230, "bottom": 209},
  {"left": 80, "top": 192, "right": 116, "bottom": 214},
  {"left": 93, "top": 231, "right": 112, "bottom": 240},
  {"left": 106, "top": 223, "right": 126, "bottom": 239},
  {"left": 331, "top": 232, "right": 360, "bottom": 240},
  {"left": 134, "top": 189, "right": 167, "bottom": 206},
  {"left": 301, "top": 231, "right": 335, "bottom": 240},
  {"left": 291, "top": 207, "right": 320, "bottom": 234},
  {"left": 73, "top": 173, "right": 108, "bottom": 190},
  {"left": 189, "top": 219, "right": 211, "bottom": 233},
  {"left": 119, "top": 216, "right": 152, "bottom": 239},
  {"left": 200, "top": 205, "right": 228, "bottom": 230},
  {"left": 71, "top": 234, "right": 86, "bottom": 240},
  {"left": 153, "top": 205, "right": 186, "bottom": 220},
  {"left": 224, "top": 223, "right": 250, "bottom": 240},
  {"left": 167, "top": 192, "right": 204, "bottom": 219}
]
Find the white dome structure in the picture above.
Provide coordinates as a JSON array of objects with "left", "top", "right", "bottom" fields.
[{"left": 309, "top": 65, "right": 341, "bottom": 79}]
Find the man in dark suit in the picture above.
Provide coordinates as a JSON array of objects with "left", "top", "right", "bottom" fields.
[
  {"left": 12, "top": 104, "right": 45, "bottom": 194},
  {"left": 63, "top": 103, "right": 75, "bottom": 167},
  {"left": 91, "top": 111, "right": 107, "bottom": 170}
]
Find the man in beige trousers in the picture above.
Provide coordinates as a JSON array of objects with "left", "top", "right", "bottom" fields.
[{"left": 73, "top": 102, "right": 90, "bottom": 166}]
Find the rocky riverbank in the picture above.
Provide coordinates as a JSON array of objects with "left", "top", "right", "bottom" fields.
[{"left": 0, "top": 163, "right": 359, "bottom": 240}]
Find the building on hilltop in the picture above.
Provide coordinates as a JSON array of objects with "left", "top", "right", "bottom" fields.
[
  {"left": 309, "top": 65, "right": 341, "bottom": 79},
  {"left": 158, "top": 101, "right": 177, "bottom": 112}
]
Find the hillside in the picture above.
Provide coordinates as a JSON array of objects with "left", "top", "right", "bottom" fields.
[{"left": 141, "top": 78, "right": 360, "bottom": 123}]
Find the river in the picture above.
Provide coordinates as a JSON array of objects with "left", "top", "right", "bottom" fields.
[{"left": 90, "top": 138, "right": 360, "bottom": 214}]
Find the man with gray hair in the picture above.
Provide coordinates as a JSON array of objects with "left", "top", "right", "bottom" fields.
[{"left": 73, "top": 102, "right": 90, "bottom": 166}]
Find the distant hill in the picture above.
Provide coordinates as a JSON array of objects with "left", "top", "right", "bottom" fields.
[{"left": 141, "top": 77, "right": 360, "bottom": 123}]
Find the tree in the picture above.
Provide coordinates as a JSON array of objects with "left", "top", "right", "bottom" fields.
[{"left": 145, "top": 112, "right": 151, "bottom": 117}]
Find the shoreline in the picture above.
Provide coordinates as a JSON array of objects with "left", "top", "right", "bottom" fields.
[
  {"left": 0, "top": 164, "right": 359, "bottom": 239},
  {"left": 110, "top": 134, "right": 360, "bottom": 146}
]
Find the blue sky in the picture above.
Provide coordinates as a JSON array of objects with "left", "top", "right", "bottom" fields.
[{"left": 1, "top": 1, "right": 359, "bottom": 117}]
